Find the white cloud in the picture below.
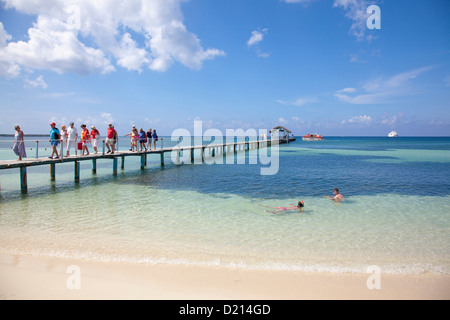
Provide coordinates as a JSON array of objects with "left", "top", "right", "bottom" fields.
[
  {"left": 341, "top": 115, "right": 373, "bottom": 125},
  {"left": 247, "top": 28, "right": 270, "bottom": 58},
  {"left": 333, "top": 0, "right": 373, "bottom": 41},
  {"left": 0, "top": 0, "right": 225, "bottom": 77},
  {"left": 336, "top": 87, "right": 356, "bottom": 94},
  {"left": 247, "top": 28, "right": 268, "bottom": 47},
  {"left": 276, "top": 97, "right": 317, "bottom": 107},
  {"left": 100, "top": 112, "right": 115, "bottom": 125},
  {"left": 0, "top": 22, "right": 11, "bottom": 47},
  {"left": 24, "top": 75, "right": 48, "bottom": 89},
  {"left": 335, "top": 66, "right": 433, "bottom": 104}
]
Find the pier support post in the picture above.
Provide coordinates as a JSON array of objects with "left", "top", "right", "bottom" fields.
[
  {"left": 190, "top": 148, "right": 194, "bottom": 164},
  {"left": 50, "top": 163, "right": 56, "bottom": 182},
  {"left": 74, "top": 161, "right": 80, "bottom": 182},
  {"left": 160, "top": 152, "right": 165, "bottom": 167},
  {"left": 141, "top": 154, "right": 146, "bottom": 170},
  {"left": 113, "top": 158, "right": 118, "bottom": 175},
  {"left": 20, "top": 166, "right": 27, "bottom": 194},
  {"left": 121, "top": 156, "right": 125, "bottom": 170},
  {"left": 92, "top": 159, "right": 97, "bottom": 174}
]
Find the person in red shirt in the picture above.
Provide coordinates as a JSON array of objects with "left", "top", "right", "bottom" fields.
[
  {"left": 106, "top": 123, "right": 117, "bottom": 154},
  {"left": 91, "top": 126, "right": 101, "bottom": 154},
  {"left": 80, "top": 124, "right": 90, "bottom": 156}
]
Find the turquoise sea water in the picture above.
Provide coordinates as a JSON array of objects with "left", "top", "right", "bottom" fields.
[{"left": 0, "top": 136, "right": 449, "bottom": 274}]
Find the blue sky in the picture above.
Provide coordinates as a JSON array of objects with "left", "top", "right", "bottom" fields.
[{"left": 0, "top": 0, "right": 449, "bottom": 136}]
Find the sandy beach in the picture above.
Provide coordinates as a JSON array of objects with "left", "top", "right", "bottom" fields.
[{"left": 1, "top": 253, "right": 448, "bottom": 300}]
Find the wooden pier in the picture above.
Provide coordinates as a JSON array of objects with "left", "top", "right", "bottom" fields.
[{"left": 0, "top": 138, "right": 289, "bottom": 193}]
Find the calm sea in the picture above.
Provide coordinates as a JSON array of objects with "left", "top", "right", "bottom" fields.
[{"left": 0, "top": 136, "right": 449, "bottom": 274}]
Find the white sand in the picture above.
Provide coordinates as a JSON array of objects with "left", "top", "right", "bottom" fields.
[{"left": 0, "top": 253, "right": 449, "bottom": 300}]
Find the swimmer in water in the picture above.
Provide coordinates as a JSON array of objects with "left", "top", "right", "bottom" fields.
[
  {"left": 324, "top": 188, "right": 345, "bottom": 202},
  {"left": 264, "top": 201, "right": 304, "bottom": 214}
]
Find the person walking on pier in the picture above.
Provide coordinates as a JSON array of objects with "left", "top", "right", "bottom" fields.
[
  {"left": 66, "top": 122, "right": 78, "bottom": 157},
  {"left": 139, "top": 128, "right": 148, "bottom": 152},
  {"left": 49, "top": 122, "right": 60, "bottom": 159},
  {"left": 146, "top": 128, "right": 153, "bottom": 150},
  {"left": 80, "top": 124, "right": 91, "bottom": 156},
  {"left": 61, "top": 125, "right": 68, "bottom": 151},
  {"left": 13, "top": 125, "right": 27, "bottom": 161},
  {"left": 91, "top": 126, "right": 101, "bottom": 154},
  {"left": 125, "top": 126, "right": 139, "bottom": 152},
  {"left": 106, "top": 123, "right": 117, "bottom": 154},
  {"left": 152, "top": 129, "right": 159, "bottom": 150}
]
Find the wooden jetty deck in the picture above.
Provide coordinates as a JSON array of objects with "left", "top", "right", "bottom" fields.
[{"left": 0, "top": 138, "right": 293, "bottom": 193}]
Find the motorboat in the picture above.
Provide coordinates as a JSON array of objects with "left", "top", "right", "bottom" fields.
[{"left": 302, "top": 133, "right": 324, "bottom": 141}]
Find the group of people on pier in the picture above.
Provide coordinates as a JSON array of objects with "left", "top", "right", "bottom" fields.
[{"left": 12, "top": 123, "right": 159, "bottom": 161}]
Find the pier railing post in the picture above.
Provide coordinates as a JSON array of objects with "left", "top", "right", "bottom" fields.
[{"left": 36, "top": 141, "right": 39, "bottom": 159}]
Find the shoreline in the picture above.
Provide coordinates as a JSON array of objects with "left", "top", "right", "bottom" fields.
[{"left": 1, "top": 253, "right": 449, "bottom": 300}]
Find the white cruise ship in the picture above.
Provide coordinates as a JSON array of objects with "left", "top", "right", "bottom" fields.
[{"left": 388, "top": 131, "right": 399, "bottom": 138}]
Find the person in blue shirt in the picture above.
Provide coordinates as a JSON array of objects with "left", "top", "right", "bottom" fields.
[
  {"left": 139, "top": 128, "right": 148, "bottom": 152},
  {"left": 152, "top": 129, "right": 159, "bottom": 150},
  {"left": 49, "top": 122, "right": 60, "bottom": 159}
]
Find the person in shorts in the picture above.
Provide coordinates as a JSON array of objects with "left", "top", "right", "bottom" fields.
[
  {"left": 139, "top": 128, "right": 148, "bottom": 152},
  {"left": 91, "top": 126, "right": 101, "bottom": 154},
  {"left": 80, "top": 124, "right": 90, "bottom": 156},
  {"left": 49, "top": 122, "right": 60, "bottom": 159},
  {"left": 106, "top": 123, "right": 117, "bottom": 154}
]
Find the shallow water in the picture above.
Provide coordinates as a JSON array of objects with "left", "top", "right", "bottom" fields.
[{"left": 1, "top": 137, "right": 449, "bottom": 274}]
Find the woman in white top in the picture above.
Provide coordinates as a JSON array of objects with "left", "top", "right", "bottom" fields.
[
  {"left": 60, "top": 125, "right": 68, "bottom": 150},
  {"left": 91, "top": 126, "right": 101, "bottom": 154}
]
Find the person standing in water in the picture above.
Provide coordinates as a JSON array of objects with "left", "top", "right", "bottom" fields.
[{"left": 324, "top": 188, "right": 345, "bottom": 202}]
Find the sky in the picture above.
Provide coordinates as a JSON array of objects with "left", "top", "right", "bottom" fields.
[{"left": 0, "top": 0, "right": 449, "bottom": 136}]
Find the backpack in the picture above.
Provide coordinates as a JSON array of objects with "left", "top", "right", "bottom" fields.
[{"left": 53, "top": 128, "right": 60, "bottom": 141}]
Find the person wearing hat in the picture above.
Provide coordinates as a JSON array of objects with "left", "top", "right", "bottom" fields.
[
  {"left": 49, "top": 122, "right": 60, "bottom": 159},
  {"left": 80, "top": 124, "right": 90, "bottom": 156},
  {"left": 90, "top": 126, "right": 101, "bottom": 154},
  {"left": 66, "top": 122, "right": 78, "bottom": 157}
]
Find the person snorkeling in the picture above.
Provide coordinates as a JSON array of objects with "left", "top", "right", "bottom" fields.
[{"left": 263, "top": 201, "right": 304, "bottom": 214}]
